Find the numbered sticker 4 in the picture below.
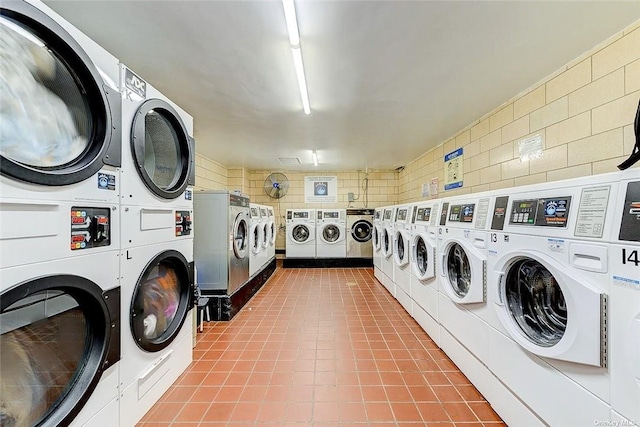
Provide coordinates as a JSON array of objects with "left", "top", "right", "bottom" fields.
[{"left": 622, "top": 248, "right": 640, "bottom": 266}]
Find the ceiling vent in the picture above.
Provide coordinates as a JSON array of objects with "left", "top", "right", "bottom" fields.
[{"left": 277, "top": 157, "right": 302, "bottom": 165}]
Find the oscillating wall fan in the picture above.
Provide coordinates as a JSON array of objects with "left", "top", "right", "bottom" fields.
[{"left": 264, "top": 172, "right": 289, "bottom": 199}]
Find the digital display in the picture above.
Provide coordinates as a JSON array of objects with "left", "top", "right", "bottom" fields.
[
  {"left": 293, "top": 212, "right": 309, "bottom": 219},
  {"left": 415, "top": 207, "right": 432, "bottom": 222},
  {"left": 251, "top": 207, "right": 259, "bottom": 216},
  {"left": 510, "top": 197, "right": 571, "bottom": 227},
  {"left": 449, "top": 204, "right": 474, "bottom": 223},
  {"left": 384, "top": 210, "right": 392, "bottom": 220},
  {"left": 397, "top": 209, "right": 407, "bottom": 221},
  {"left": 324, "top": 211, "right": 339, "bottom": 219}
]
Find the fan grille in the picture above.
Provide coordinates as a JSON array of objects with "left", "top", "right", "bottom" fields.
[{"left": 264, "top": 173, "right": 289, "bottom": 199}]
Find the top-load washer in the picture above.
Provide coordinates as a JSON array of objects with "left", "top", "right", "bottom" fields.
[
  {"left": 409, "top": 200, "right": 440, "bottom": 345},
  {"left": 286, "top": 209, "right": 316, "bottom": 258},
  {"left": 119, "top": 64, "right": 194, "bottom": 210},
  {"left": 380, "top": 206, "right": 397, "bottom": 296},
  {"left": 1, "top": 0, "right": 121, "bottom": 206},
  {"left": 346, "top": 209, "right": 374, "bottom": 258},
  {"left": 249, "top": 204, "right": 263, "bottom": 277},
  {"left": 609, "top": 169, "right": 640, "bottom": 425},
  {"left": 486, "top": 173, "right": 623, "bottom": 427},
  {"left": 393, "top": 204, "right": 414, "bottom": 313},
  {"left": 373, "top": 208, "right": 384, "bottom": 281},
  {"left": 316, "top": 209, "right": 346, "bottom": 258}
]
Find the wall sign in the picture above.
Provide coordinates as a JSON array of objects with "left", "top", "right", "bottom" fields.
[
  {"left": 305, "top": 176, "right": 337, "bottom": 203},
  {"left": 444, "top": 148, "right": 463, "bottom": 191}
]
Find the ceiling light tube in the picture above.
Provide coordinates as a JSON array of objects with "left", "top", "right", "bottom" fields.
[
  {"left": 312, "top": 149, "right": 318, "bottom": 166},
  {"left": 291, "top": 46, "right": 311, "bottom": 115},
  {"left": 282, "top": 0, "right": 300, "bottom": 47}
]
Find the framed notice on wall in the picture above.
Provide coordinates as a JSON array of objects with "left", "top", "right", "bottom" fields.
[
  {"left": 444, "top": 148, "right": 464, "bottom": 191},
  {"left": 305, "top": 176, "right": 338, "bottom": 203}
]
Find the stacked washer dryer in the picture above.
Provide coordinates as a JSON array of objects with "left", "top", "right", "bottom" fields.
[
  {"left": 1, "top": 1, "right": 121, "bottom": 426},
  {"left": 609, "top": 169, "right": 640, "bottom": 425},
  {"left": 286, "top": 209, "right": 316, "bottom": 258},
  {"left": 249, "top": 204, "right": 263, "bottom": 277},
  {"left": 392, "top": 204, "right": 414, "bottom": 313},
  {"left": 409, "top": 200, "right": 440, "bottom": 345},
  {"left": 486, "top": 173, "right": 624, "bottom": 426},
  {"left": 119, "top": 64, "right": 195, "bottom": 426},
  {"left": 380, "top": 206, "right": 397, "bottom": 296},
  {"left": 316, "top": 209, "right": 347, "bottom": 258}
]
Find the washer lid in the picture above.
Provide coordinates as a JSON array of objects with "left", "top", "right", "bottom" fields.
[{"left": 0, "top": 3, "right": 121, "bottom": 186}]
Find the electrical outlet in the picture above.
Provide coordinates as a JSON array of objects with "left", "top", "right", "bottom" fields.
[{"left": 348, "top": 192, "right": 355, "bottom": 202}]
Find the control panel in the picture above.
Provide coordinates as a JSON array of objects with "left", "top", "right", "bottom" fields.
[
  {"left": 510, "top": 197, "right": 571, "bottom": 227},
  {"left": 71, "top": 207, "right": 111, "bottom": 250},
  {"left": 175, "top": 210, "right": 192, "bottom": 236},
  {"left": 448, "top": 204, "right": 475, "bottom": 223},
  {"left": 414, "top": 207, "right": 432, "bottom": 223}
]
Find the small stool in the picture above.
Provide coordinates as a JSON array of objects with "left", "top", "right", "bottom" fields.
[{"left": 194, "top": 287, "right": 210, "bottom": 332}]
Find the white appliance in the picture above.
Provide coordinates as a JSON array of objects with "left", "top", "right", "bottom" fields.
[
  {"left": 380, "top": 206, "right": 397, "bottom": 296},
  {"left": 316, "top": 209, "right": 347, "bottom": 258},
  {"left": 346, "top": 209, "right": 374, "bottom": 258},
  {"left": 194, "top": 191, "right": 250, "bottom": 295},
  {"left": 609, "top": 171, "right": 640, "bottom": 425},
  {"left": 486, "top": 173, "right": 623, "bottom": 426},
  {"left": 258, "top": 205, "right": 270, "bottom": 267},
  {"left": 249, "top": 204, "right": 263, "bottom": 277},
  {"left": 393, "top": 204, "right": 414, "bottom": 313},
  {"left": 119, "top": 63, "right": 195, "bottom": 210},
  {"left": 437, "top": 193, "right": 494, "bottom": 370},
  {"left": 373, "top": 208, "right": 384, "bottom": 283},
  {"left": 286, "top": 209, "right": 316, "bottom": 258},
  {"left": 266, "top": 206, "right": 276, "bottom": 263},
  {"left": 1, "top": 1, "right": 122, "bottom": 426},
  {"left": 409, "top": 200, "right": 440, "bottom": 345}
]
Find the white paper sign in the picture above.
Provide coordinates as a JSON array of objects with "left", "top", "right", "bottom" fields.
[{"left": 305, "top": 176, "right": 338, "bottom": 203}]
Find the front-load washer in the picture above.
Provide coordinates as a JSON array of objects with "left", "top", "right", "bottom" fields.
[
  {"left": 119, "top": 64, "right": 195, "bottom": 210},
  {"left": 119, "top": 237, "right": 194, "bottom": 426},
  {"left": 380, "top": 206, "right": 397, "bottom": 296},
  {"left": 393, "top": 204, "right": 414, "bottom": 314},
  {"left": 409, "top": 200, "right": 440, "bottom": 345},
  {"left": 249, "top": 204, "right": 263, "bottom": 277},
  {"left": 316, "top": 209, "right": 346, "bottom": 258},
  {"left": 373, "top": 208, "right": 384, "bottom": 282},
  {"left": 608, "top": 170, "right": 640, "bottom": 425},
  {"left": 346, "top": 209, "right": 374, "bottom": 258},
  {"left": 486, "top": 173, "right": 623, "bottom": 426},
  {"left": 286, "top": 209, "right": 316, "bottom": 259},
  {"left": 266, "top": 206, "right": 276, "bottom": 263},
  {"left": 258, "top": 205, "right": 270, "bottom": 267},
  {"left": 194, "top": 191, "right": 250, "bottom": 296},
  {"left": 1, "top": 0, "right": 121, "bottom": 205},
  {"left": 1, "top": 252, "right": 120, "bottom": 427}
]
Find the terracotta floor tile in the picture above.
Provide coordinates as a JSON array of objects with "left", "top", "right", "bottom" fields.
[
  {"left": 339, "top": 402, "right": 367, "bottom": 422},
  {"left": 313, "top": 402, "right": 340, "bottom": 422},
  {"left": 144, "top": 402, "right": 184, "bottom": 422},
  {"left": 174, "top": 401, "right": 210, "bottom": 422},
  {"left": 365, "top": 402, "right": 395, "bottom": 422},
  {"left": 391, "top": 402, "right": 423, "bottom": 422},
  {"left": 256, "top": 402, "right": 287, "bottom": 422},
  {"left": 443, "top": 402, "right": 478, "bottom": 422},
  {"left": 201, "top": 402, "right": 235, "bottom": 422},
  {"left": 285, "top": 402, "right": 313, "bottom": 422},
  {"left": 338, "top": 385, "right": 362, "bottom": 401},
  {"left": 469, "top": 402, "right": 503, "bottom": 422},
  {"left": 229, "top": 402, "right": 261, "bottom": 421},
  {"left": 432, "top": 385, "right": 464, "bottom": 402}
]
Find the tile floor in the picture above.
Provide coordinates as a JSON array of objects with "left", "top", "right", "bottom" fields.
[{"left": 138, "top": 267, "right": 505, "bottom": 426}]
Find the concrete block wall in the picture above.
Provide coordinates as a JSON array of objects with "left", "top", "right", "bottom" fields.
[
  {"left": 399, "top": 20, "right": 640, "bottom": 202},
  {"left": 194, "top": 153, "right": 227, "bottom": 191}
]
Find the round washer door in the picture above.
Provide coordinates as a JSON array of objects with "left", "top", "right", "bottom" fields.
[
  {"left": 269, "top": 222, "right": 276, "bottom": 245},
  {"left": 261, "top": 224, "right": 268, "bottom": 249},
  {"left": 382, "top": 228, "right": 393, "bottom": 257},
  {"left": 233, "top": 214, "right": 249, "bottom": 259},
  {"left": 0, "top": 3, "right": 120, "bottom": 185},
  {"left": 0, "top": 276, "right": 119, "bottom": 427},
  {"left": 130, "top": 250, "right": 192, "bottom": 352},
  {"left": 440, "top": 239, "right": 486, "bottom": 304},
  {"left": 321, "top": 224, "right": 342, "bottom": 244},
  {"left": 373, "top": 225, "right": 381, "bottom": 251},
  {"left": 250, "top": 224, "right": 261, "bottom": 255},
  {"left": 352, "top": 220, "right": 372, "bottom": 243},
  {"left": 131, "top": 99, "right": 192, "bottom": 200},
  {"left": 412, "top": 233, "right": 435, "bottom": 281},
  {"left": 394, "top": 229, "right": 410, "bottom": 266},
  {"left": 291, "top": 224, "right": 311, "bottom": 244}
]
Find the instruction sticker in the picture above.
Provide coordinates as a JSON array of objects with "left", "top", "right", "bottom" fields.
[
  {"left": 548, "top": 238, "right": 565, "bottom": 252},
  {"left": 575, "top": 186, "right": 610, "bottom": 238}
]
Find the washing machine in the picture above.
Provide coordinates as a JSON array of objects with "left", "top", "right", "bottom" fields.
[
  {"left": 380, "top": 206, "right": 397, "bottom": 296},
  {"left": 393, "top": 204, "right": 414, "bottom": 313},
  {"left": 409, "top": 200, "right": 440, "bottom": 345},
  {"left": 258, "top": 205, "right": 270, "bottom": 267},
  {"left": 316, "top": 209, "right": 347, "bottom": 258},
  {"left": 119, "top": 63, "right": 195, "bottom": 210},
  {"left": 373, "top": 208, "right": 384, "bottom": 282},
  {"left": 286, "top": 209, "right": 316, "bottom": 258},
  {"left": 266, "top": 206, "right": 277, "bottom": 263},
  {"left": 609, "top": 170, "right": 640, "bottom": 425},
  {"left": 486, "top": 173, "right": 623, "bottom": 426},
  {"left": 346, "top": 209, "right": 374, "bottom": 258},
  {"left": 249, "top": 204, "right": 263, "bottom": 277},
  {"left": 194, "top": 191, "right": 250, "bottom": 295}
]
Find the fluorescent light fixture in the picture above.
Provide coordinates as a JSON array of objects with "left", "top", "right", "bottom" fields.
[
  {"left": 312, "top": 149, "right": 318, "bottom": 166},
  {"left": 282, "top": 0, "right": 310, "bottom": 115}
]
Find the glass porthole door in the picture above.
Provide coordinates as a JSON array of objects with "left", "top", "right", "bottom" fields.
[
  {"left": 440, "top": 239, "right": 486, "bottom": 304},
  {"left": 321, "top": 224, "right": 341, "bottom": 243},
  {"left": 292, "top": 224, "right": 311, "bottom": 243},
  {"left": 233, "top": 215, "right": 249, "bottom": 259}
]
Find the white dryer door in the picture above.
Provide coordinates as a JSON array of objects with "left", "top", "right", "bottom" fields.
[
  {"left": 411, "top": 232, "right": 436, "bottom": 281},
  {"left": 493, "top": 250, "right": 606, "bottom": 367},
  {"left": 250, "top": 223, "right": 261, "bottom": 255},
  {"left": 290, "top": 223, "right": 313, "bottom": 244},
  {"left": 373, "top": 225, "right": 382, "bottom": 252},
  {"left": 439, "top": 237, "right": 486, "bottom": 304},
  {"left": 320, "top": 223, "right": 343, "bottom": 244},
  {"left": 382, "top": 226, "right": 394, "bottom": 258},
  {"left": 393, "top": 229, "right": 410, "bottom": 267}
]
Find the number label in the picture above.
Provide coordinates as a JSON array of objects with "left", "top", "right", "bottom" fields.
[
  {"left": 491, "top": 233, "right": 498, "bottom": 243},
  {"left": 622, "top": 248, "right": 640, "bottom": 266}
]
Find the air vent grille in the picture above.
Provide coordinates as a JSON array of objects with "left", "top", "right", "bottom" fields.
[{"left": 277, "top": 157, "right": 301, "bottom": 165}]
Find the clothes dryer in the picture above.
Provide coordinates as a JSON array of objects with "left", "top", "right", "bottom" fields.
[
  {"left": 258, "top": 205, "right": 270, "bottom": 267},
  {"left": 380, "top": 206, "right": 397, "bottom": 296},
  {"left": 194, "top": 191, "right": 250, "bottom": 296},
  {"left": 119, "top": 64, "right": 195, "bottom": 210},
  {"left": 486, "top": 173, "right": 623, "bottom": 426},
  {"left": 316, "top": 209, "right": 347, "bottom": 258},
  {"left": 393, "top": 204, "right": 414, "bottom": 314},
  {"left": 346, "top": 209, "right": 374, "bottom": 258},
  {"left": 608, "top": 170, "right": 640, "bottom": 425},
  {"left": 373, "top": 208, "right": 384, "bottom": 282},
  {"left": 249, "top": 204, "right": 263, "bottom": 277},
  {"left": 409, "top": 200, "right": 440, "bottom": 345},
  {"left": 286, "top": 209, "right": 316, "bottom": 258}
]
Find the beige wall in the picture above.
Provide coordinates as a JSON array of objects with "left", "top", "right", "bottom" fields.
[
  {"left": 194, "top": 153, "right": 227, "bottom": 191},
  {"left": 399, "top": 20, "right": 640, "bottom": 202}
]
